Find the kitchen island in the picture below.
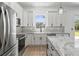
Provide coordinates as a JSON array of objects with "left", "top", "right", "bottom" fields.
[{"left": 47, "top": 35, "right": 77, "bottom": 56}]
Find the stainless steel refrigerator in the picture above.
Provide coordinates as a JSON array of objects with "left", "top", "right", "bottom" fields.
[{"left": 0, "top": 3, "right": 18, "bottom": 56}]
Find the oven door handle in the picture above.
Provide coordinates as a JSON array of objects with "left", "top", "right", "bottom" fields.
[{"left": 19, "top": 36, "right": 25, "bottom": 40}]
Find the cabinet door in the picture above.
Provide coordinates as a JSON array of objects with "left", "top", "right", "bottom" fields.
[
  {"left": 25, "top": 36, "right": 29, "bottom": 46},
  {"left": 25, "top": 34, "right": 31, "bottom": 46},
  {"left": 48, "top": 12, "right": 57, "bottom": 26},
  {"left": 31, "top": 37, "right": 34, "bottom": 45},
  {"left": 42, "top": 36, "right": 46, "bottom": 45},
  {"left": 27, "top": 11, "right": 33, "bottom": 26},
  {"left": 35, "top": 35, "right": 41, "bottom": 45},
  {"left": 32, "top": 35, "right": 37, "bottom": 45},
  {"left": 29, "top": 34, "right": 33, "bottom": 45}
]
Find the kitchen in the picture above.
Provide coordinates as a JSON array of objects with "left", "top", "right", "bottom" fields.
[{"left": 0, "top": 2, "right": 79, "bottom": 56}]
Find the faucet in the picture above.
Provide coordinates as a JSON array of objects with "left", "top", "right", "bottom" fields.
[{"left": 40, "top": 26, "right": 42, "bottom": 32}]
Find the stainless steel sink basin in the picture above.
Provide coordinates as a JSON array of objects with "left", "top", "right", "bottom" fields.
[{"left": 47, "top": 33, "right": 56, "bottom": 36}]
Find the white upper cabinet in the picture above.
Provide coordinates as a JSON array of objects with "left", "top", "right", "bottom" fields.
[
  {"left": 27, "top": 11, "right": 33, "bottom": 26},
  {"left": 48, "top": 11, "right": 57, "bottom": 26},
  {"left": 48, "top": 11, "right": 61, "bottom": 26},
  {"left": 22, "top": 10, "right": 33, "bottom": 26}
]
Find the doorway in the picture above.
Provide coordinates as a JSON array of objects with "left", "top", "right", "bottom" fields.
[{"left": 74, "top": 17, "right": 79, "bottom": 48}]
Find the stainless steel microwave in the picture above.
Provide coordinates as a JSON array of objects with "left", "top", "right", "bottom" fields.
[{"left": 16, "top": 17, "right": 21, "bottom": 27}]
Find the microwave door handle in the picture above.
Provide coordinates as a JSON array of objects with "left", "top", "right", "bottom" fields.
[
  {"left": 1, "top": 7, "right": 6, "bottom": 50},
  {"left": 5, "top": 9, "right": 10, "bottom": 47}
]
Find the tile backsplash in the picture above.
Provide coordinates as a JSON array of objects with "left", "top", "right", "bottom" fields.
[{"left": 16, "top": 26, "right": 22, "bottom": 34}]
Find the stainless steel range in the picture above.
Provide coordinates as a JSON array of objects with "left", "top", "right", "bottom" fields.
[{"left": 16, "top": 34, "right": 25, "bottom": 55}]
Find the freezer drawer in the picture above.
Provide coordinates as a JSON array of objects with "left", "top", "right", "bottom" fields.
[
  {"left": 7, "top": 48, "right": 16, "bottom": 56},
  {"left": 3, "top": 44, "right": 17, "bottom": 56}
]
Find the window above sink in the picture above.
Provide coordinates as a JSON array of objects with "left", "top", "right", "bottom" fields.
[{"left": 35, "top": 15, "right": 45, "bottom": 28}]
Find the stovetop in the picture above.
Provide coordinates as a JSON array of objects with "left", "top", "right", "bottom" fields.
[{"left": 16, "top": 34, "right": 25, "bottom": 38}]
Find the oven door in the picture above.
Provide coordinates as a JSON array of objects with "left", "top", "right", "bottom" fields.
[{"left": 19, "top": 36, "right": 25, "bottom": 52}]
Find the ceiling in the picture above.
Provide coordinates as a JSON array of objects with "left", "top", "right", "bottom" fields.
[{"left": 18, "top": 2, "right": 79, "bottom": 8}]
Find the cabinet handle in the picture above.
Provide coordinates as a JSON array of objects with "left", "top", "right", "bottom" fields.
[
  {"left": 40, "top": 37, "right": 42, "bottom": 40},
  {"left": 47, "top": 44, "right": 48, "bottom": 49},
  {"left": 33, "top": 37, "right": 35, "bottom": 40},
  {"left": 51, "top": 47, "right": 54, "bottom": 51},
  {"left": 33, "top": 38, "right": 35, "bottom": 40}
]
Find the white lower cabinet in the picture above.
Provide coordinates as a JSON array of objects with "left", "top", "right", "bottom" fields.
[
  {"left": 25, "top": 34, "right": 32, "bottom": 46},
  {"left": 47, "top": 39, "right": 60, "bottom": 56},
  {"left": 25, "top": 34, "right": 47, "bottom": 46},
  {"left": 25, "top": 37, "right": 29, "bottom": 46},
  {"left": 42, "top": 36, "right": 47, "bottom": 45},
  {"left": 34, "top": 35, "right": 41, "bottom": 45},
  {"left": 34, "top": 34, "right": 47, "bottom": 45},
  {"left": 31, "top": 37, "right": 35, "bottom": 45}
]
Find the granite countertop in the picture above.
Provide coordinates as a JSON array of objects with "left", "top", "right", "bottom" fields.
[
  {"left": 22, "top": 32, "right": 70, "bottom": 35},
  {"left": 16, "top": 33, "right": 26, "bottom": 38},
  {"left": 47, "top": 36, "right": 75, "bottom": 56},
  {"left": 47, "top": 36, "right": 65, "bottom": 56}
]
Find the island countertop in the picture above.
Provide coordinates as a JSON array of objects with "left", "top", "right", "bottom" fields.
[{"left": 47, "top": 35, "right": 76, "bottom": 56}]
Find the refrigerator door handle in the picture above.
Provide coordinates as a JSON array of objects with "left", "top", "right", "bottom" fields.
[
  {"left": 1, "top": 6, "right": 6, "bottom": 50},
  {"left": 5, "top": 9, "right": 10, "bottom": 47}
]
